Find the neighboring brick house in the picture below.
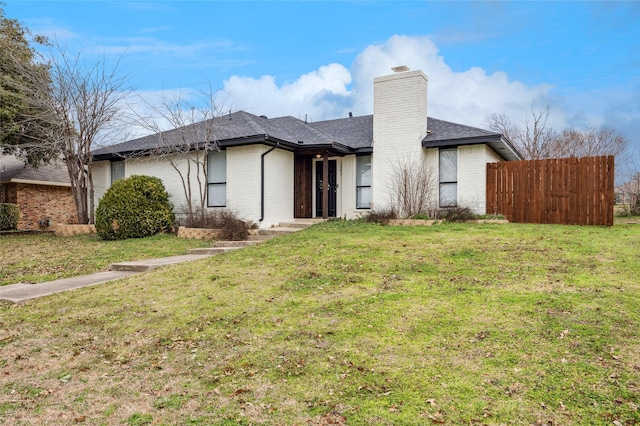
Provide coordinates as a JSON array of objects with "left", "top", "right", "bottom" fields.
[
  {"left": 0, "top": 155, "right": 77, "bottom": 230},
  {"left": 92, "top": 68, "right": 522, "bottom": 228}
]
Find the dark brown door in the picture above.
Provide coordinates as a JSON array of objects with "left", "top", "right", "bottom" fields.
[
  {"left": 294, "top": 156, "right": 313, "bottom": 218},
  {"left": 316, "top": 160, "right": 337, "bottom": 217}
]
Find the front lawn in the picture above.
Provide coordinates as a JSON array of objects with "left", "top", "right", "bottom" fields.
[
  {"left": 0, "top": 233, "right": 211, "bottom": 286},
  {"left": 0, "top": 221, "right": 638, "bottom": 425}
]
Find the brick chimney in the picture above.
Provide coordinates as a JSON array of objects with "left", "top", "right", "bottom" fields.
[{"left": 371, "top": 68, "right": 428, "bottom": 209}]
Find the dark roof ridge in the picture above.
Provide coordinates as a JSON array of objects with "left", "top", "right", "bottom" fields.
[{"left": 426, "top": 116, "right": 500, "bottom": 136}]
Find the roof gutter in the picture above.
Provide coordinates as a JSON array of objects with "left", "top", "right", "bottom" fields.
[{"left": 259, "top": 139, "right": 279, "bottom": 222}]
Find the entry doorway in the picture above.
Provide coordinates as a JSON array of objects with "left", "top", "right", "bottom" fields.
[{"left": 315, "top": 159, "right": 337, "bottom": 217}]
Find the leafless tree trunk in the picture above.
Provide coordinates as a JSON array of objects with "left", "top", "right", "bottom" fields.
[
  {"left": 5, "top": 45, "right": 131, "bottom": 224},
  {"left": 388, "top": 155, "right": 438, "bottom": 218},
  {"left": 131, "top": 86, "right": 224, "bottom": 224}
]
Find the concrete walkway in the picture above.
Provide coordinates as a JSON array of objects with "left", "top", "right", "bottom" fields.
[
  {"left": 0, "top": 220, "right": 318, "bottom": 304},
  {"left": 0, "top": 254, "right": 212, "bottom": 304}
]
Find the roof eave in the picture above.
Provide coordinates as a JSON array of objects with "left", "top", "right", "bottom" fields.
[{"left": 422, "top": 135, "right": 522, "bottom": 161}]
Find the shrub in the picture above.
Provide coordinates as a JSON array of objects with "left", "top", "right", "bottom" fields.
[
  {"left": 0, "top": 203, "right": 20, "bottom": 230},
  {"left": 363, "top": 208, "right": 397, "bottom": 225},
  {"left": 440, "top": 206, "right": 477, "bottom": 222},
  {"left": 95, "top": 175, "right": 175, "bottom": 240},
  {"left": 217, "top": 210, "right": 249, "bottom": 241},
  {"left": 184, "top": 207, "right": 249, "bottom": 241}
]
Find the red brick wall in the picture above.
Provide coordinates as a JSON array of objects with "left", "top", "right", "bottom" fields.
[
  {"left": 1, "top": 182, "right": 18, "bottom": 204},
  {"left": 14, "top": 183, "right": 78, "bottom": 230}
]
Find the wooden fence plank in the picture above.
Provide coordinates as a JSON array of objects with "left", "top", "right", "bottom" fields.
[{"left": 486, "top": 156, "right": 614, "bottom": 226}]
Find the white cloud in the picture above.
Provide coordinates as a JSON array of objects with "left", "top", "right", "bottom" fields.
[
  {"left": 224, "top": 34, "right": 557, "bottom": 129},
  {"left": 223, "top": 64, "right": 352, "bottom": 121}
]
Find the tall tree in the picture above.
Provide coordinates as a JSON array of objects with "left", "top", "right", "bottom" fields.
[
  {"left": 0, "top": 4, "right": 53, "bottom": 163},
  {"left": 3, "top": 42, "right": 131, "bottom": 223},
  {"left": 485, "top": 106, "right": 627, "bottom": 160},
  {"left": 44, "top": 48, "right": 132, "bottom": 224}
]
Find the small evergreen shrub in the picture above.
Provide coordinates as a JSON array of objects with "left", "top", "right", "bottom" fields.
[
  {"left": 95, "top": 175, "right": 175, "bottom": 240},
  {"left": 363, "top": 208, "right": 397, "bottom": 225},
  {"left": 0, "top": 203, "right": 20, "bottom": 230}
]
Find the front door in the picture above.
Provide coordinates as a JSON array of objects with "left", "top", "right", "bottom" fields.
[
  {"left": 316, "top": 159, "right": 337, "bottom": 217},
  {"left": 294, "top": 156, "right": 313, "bottom": 218}
]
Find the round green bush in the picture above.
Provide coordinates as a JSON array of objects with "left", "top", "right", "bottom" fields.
[
  {"left": 95, "top": 175, "right": 175, "bottom": 240},
  {"left": 0, "top": 203, "right": 20, "bottom": 230}
]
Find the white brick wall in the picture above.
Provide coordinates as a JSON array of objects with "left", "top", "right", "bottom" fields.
[
  {"left": 458, "top": 144, "right": 502, "bottom": 214},
  {"left": 226, "top": 144, "right": 293, "bottom": 228},
  {"left": 92, "top": 146, "right": 292, "bottom": 228},
  {"left": 263, "top": 147, "right": 294, "bottom": 227},
  {"left": 226, "top": 145, "right": 261, "bottom": 222},
  {"left": 339, "top": 154, "right": 366, "bottom": 219},
  {"left": 92, "top": 161, "right": 110, "bottom": 205},
  {"left": 372, "top": 70, "right": 429, "bottom": 211}
]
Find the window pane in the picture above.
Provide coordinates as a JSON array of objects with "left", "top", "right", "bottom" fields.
[
  {"left": 439, "top": 149, "right": 457, "bottom": 182},
  {"left": 357, "top": 186, "right": 371, "bottom": 209},
  {"left": 208, "top": 184, "right": 226, "bottom": 207},
  {"left": 208, "top": 151, "right": 226, "bottom": 183},
  {"left": 111, "top": 161, "right": 124, "bottom": 184},
  {"left": 356, "top": 155, "right": 371, "bottom": 186},
  {"left": 439, "top": 183, "right": 457, "bottom": 207}
]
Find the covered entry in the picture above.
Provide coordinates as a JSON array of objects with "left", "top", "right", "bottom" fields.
[{"left": 294, "top": 151, "right": 340, "bottom": 219}]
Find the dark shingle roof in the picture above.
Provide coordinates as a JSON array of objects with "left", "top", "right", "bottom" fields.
[
  {"left": 423, "top": 118, "right": 521, "bottom": 160},
  {"left": 93, "top": 110, "right": 520, "bottom": 160},
  {"left": 0, "top": 155, "right": 70, "bottom": 186}
]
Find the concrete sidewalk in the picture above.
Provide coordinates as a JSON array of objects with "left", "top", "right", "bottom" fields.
[
  {"left": 0, "top": 254, "right": 212, "bottom": 304},
  {"left": 0, "top": 220, "right": 312, "bottom": 304}
]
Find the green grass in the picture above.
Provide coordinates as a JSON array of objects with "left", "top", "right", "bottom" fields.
[
  {"left": 0, "top": 221, "right": 638, "bottom": 425},
  {"left": 0, "top": 233, "right": 211, "bottom": 286}
]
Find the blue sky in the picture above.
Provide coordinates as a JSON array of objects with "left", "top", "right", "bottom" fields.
[{"left": 5, "top": 1, "right": 640, "bottom": 170}]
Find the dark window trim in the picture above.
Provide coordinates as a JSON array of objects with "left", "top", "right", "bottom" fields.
[{"left": 206, "top": 182, "right": 227, "bottom": 208}]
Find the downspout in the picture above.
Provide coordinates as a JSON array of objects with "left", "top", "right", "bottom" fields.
[{"left": 259, "top": 140, "right": 279, "bottom": 222}]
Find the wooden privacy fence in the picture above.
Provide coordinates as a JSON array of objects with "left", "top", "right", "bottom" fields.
[{"left": 486, "top": 156, "right": 614, "bottom": 226}]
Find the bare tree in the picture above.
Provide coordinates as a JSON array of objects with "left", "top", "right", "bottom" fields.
[
  {"left": 551, "top": 127, "right": 627, "bottom": 159},
  {"left": 485, "top": 106, "right": 557, "bottom": 160},
  {"left": 132, "top": 87, "right": 225, "bottom": 225},
  {"left": 5, "top": 44, "right": 131, "bottom": 224},
  {"left": 616, "top": 153, "right": 640, "bottom": 216},
  {"left": 486, "top": 106, "right": 628, "bottom": 161},
  {"left": 388, "top": 155, "right": 438, "bottom": 218}
]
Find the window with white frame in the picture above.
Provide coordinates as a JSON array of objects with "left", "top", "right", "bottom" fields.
[
  {"left": 110, "top": 160, "right": 124, "bottom": 184},
  {"left": 356, "top": 155, "right": 371, "bottom": 209},
  {"left": 439, "top": 148, "right": 457, "bottom": 207},
  {"left": 207, "top": 150, "right": 227, "bottom": 207}
]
